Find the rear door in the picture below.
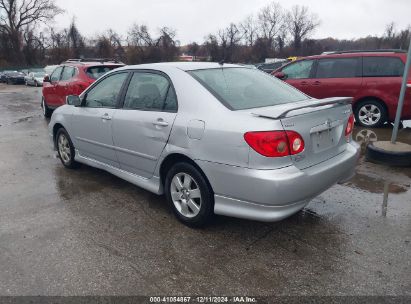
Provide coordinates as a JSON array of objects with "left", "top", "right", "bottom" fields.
[
  {"left": 71, "top": 72, "right": 129, "bottom": 167},
  {"left": 111, "top": 71, "right": 178, "bottom": 178},
  {"left": 362, "top": 56, "right": 408, "bottom": 117},
  {"left": 44, "top": 66, "right": 63, "bottom": 107},
  {"left": 309, "top": 57, "right": 363, "bottom": 99},
  {"left": 280, "top": 59, "right": 316, "bottom": 96}
]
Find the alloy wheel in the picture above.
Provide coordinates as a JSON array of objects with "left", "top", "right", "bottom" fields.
[
  {"left": 58, "top": 133, "right": 71, "bottom": 164},
  {"left": 358, "top": 104, "right": 382, "bottom": 126},
  {"left": 170, "top": 173, "right": 202, "bottom": 218}
]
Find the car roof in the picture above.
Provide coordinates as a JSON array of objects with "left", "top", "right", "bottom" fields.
[
  {"left": 64, "top": 62, "right": 125, "bottom": 67},
  {"left": 117, "top": 62, "right": 243, "bottom": 72},
  {"left": 300, "top": 51, "right": 406, "bottom": 61}
]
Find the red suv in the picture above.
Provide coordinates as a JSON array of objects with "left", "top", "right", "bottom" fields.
[
  {"left": 42, "top": 59, "right": 125, "bottom": 117},
  {"left": 273, "top": 50, "right": 411, "bottom": 127}
]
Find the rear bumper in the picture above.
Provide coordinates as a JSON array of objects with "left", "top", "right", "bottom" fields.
[{"left": 198, "top": 142, "right": 360, "bottom": 222}]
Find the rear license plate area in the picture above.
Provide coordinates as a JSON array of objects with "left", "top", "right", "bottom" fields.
[{"left": 311, "top": 129, "right": 337, "bottom": 153}]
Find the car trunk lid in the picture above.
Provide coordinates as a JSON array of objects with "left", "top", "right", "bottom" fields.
[{"left": 252, "top": 97, "right": 353, "bottom": 170}]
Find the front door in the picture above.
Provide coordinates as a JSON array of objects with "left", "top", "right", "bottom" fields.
[
  {"left": 71, "top": 72, "right": 129, "bottom": 167},
  {"left": 44, "top": 66, "right": 63, "bottom": 107},
  {"left": 112, "top": 71, "right": 178, "bottom": 178},
  {"left": 280, "top": 59, "right": 316, "bottom": 96}
]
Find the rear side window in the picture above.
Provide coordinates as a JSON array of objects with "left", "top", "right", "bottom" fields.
[
  {"left": 86, "top": 66, "right": 118, "bottom": 80},
  {"left": 60, "top": 66, "right": 76, "bottom": 81},
  {"left": 123, "top": 72, "right": 177, "bottom": 112},
  {"left": 316, "top": 57, "right": 360, "bottom": 78},
  {"left": 363, "top": 57, "right": 404, "bottom": 77},
  {"left": 281, "top": 60, "right": 314, "bottom": 79},
  {"left": 189, "top": 67, "right": 308, "bottom": 110}
]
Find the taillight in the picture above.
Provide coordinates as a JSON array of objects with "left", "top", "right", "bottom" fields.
[
  {"left": 345, "top": 114, "right": 355, "bottom": 137},
  {"left": 286, "top": 131, "right": 305, "bottom": 155},
  {"left": 244, "top": 130, "right": 305, "bottom": 158}
]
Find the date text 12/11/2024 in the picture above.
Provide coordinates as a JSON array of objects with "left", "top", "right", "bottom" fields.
[{"left": 149, "top": 296, "right": 257, "bottom": 303}]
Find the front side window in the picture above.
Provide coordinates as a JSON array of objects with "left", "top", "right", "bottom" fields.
[
  {"left": 123, "top": 72, "right": 177, "bottom": 111},
  {"left": 281, "top": 60, "right": 314, "bottom": 79},
  {"left": 316, "top": 57, "right": 360, "bottom": 78},
  {"left": 363, "top": 57, "right": 405, "bottom": 77},
  {"left": 50, "top": 67, "right": 63, "bottom": 82},
  {"left": 60, "top": 67, "right": 76, "bottom": 81},
  {"left": 189, "top": 67, "right": 308, "bottom": 110},
  {"left": 84, "top": 73, "right": 128, "bottom": 108}
]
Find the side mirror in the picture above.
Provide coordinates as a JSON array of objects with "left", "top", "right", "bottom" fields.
[
  {"left": 43, "top": 75, "right": 51, "bottom": 83},
  {"left": 66, "top": 95, "right": 82, "bottom": 107},
  {"left": 273, "top": 72, "right": 286, "bottom": 80}
]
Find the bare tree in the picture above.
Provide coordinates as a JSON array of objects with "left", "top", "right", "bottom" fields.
[
  {"left": 156, "top": 27, "right": 179, "bottom": 61},
  {"left": 240, "top": 15, "right": 258, "bottom": 47},
  {"left": 127, "top": 24, "right": 154, "bottom": 49},
  {"left": 218, "top": 23, "right": 242, "bottom": 61},
  {"left": 286, "top": 5, "right": 320, "bottom": 52},
  {"left": 384, "top": 22, "right": 396, "bottom": 39},
  {"left": 0, "top": 0, "right": 62, "bottom": 64},
  {"left": 257, "top": 2, "right": 284, "bottom": 49},
  {"left": 92, "top": 29, "right": 125, "bottom": 60},
  {"left": 203, "top": 34, "right": 220, "bottom": 61},
  {"left": 68, "top": 19, "right": 85, "bottom": 58}
]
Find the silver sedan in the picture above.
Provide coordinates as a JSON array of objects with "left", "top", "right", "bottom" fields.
[{"left": 48, "top": 62, "right": 360, "bottom": 227}]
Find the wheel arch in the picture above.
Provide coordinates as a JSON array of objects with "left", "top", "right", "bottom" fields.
[
  {"left": 159, "top": 153, "right": 214, "bottom": 194},
  {"left": 353, "top": 96, "right": 389, "bottom": 119},
  {"left": 52, "top": 123, "right": 66, "bottom": 147}
]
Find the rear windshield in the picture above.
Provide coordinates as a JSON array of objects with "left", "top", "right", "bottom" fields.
[
  {"left": 189, "top": 67, "right": 308, "bottom": 110},
  {"left": 86, "top": 66, "right": 119, "bottom": 80}
]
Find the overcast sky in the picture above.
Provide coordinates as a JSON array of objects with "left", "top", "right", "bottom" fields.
[{"left": 53, "top": 0, "right": 411, "bottom": 44}]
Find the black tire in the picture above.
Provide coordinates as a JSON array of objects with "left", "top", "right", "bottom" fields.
[
  {"left": 366, "top": 143, "right": 411, "bottom": 167},
  {"left": 55, "top": 128, "right": 79, "bottom": 169},
  {"left": 165, "top": 162, "right": 214, "bottom": 227},
  {"left": 42, "top": 97, "right": 52, "bottom": 118},
  {"left": 354, "top": 99, "right": 387, "bottom": 128}
]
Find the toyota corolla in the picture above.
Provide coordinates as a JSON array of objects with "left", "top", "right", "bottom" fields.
[{"left": 49, "top": 62, "right": 360, "bottom": 227}]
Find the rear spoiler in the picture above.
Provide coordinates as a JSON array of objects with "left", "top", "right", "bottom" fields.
[{"left": 253, "top": 97, "right": 353, "bottom": 120}]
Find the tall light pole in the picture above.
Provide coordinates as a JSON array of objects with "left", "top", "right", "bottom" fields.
[{"left": 391, "top": 35, "right": 411, "bottom": 144}]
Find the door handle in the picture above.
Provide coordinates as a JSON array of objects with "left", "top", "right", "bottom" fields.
[
  {"left": 313, "top": 81, "right": 322, "bottom": 86},
  {"left": 101, "top": 113, "right": 112, "bottom": 121},
  {"left": 153, "top": 118, "right": 169, "bottom": 127},
  {"left": 300, "top": 81, "right": 308, "bottom": 86}
]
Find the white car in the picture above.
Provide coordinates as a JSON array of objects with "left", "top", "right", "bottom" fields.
[{"left": 25, "top": 72, "right": 45, "bottom": 87}]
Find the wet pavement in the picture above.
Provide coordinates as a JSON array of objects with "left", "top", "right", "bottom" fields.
[{"left": 0, "top": 84, "right": 410, "bottom": 296}]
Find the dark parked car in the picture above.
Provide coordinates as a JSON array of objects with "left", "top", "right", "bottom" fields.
[
  {"left": 0, "top": 71, "right": 14, "bottom": 83},
  {"left": 257, "top": 61, "right": 288, "bottom": 74},
  {"left": 273, "top": 50, "right": 411, "bottom": 127},
  {"left": 4, "top": 71, "right": 26, "bottom": 85}
]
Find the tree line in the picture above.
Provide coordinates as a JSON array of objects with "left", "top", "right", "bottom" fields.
[{"left": 0, "top": 0, "right": 410, "bottom": 68}]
